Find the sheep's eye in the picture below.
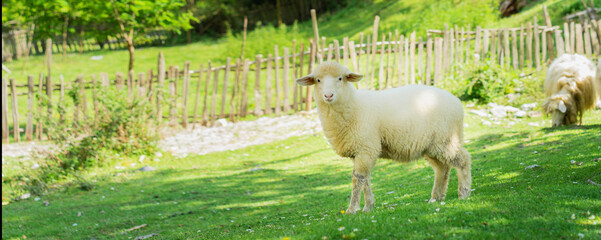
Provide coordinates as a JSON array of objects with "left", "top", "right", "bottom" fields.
[
  {"left": 317, "top": 79, "right": 320, "bottom": 82},
  {"left": 338, "top": 77, "right": 342, "bottom": 81}
]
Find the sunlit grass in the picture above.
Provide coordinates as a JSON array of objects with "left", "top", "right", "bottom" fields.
[{"left": 2, "top": 109, "right": 600, "bottom": 239}]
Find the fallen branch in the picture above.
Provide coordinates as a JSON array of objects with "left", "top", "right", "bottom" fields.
[
  {"left": 134, "top": 233, "right": 158, "bottom": 240},
  {"left": 124, "top": 224, "right": 147, "bottom": 233},
  {"left": 587, "top": 179, "right": 601, "bottom": 187}
]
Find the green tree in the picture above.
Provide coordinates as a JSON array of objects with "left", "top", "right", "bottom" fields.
[{"left": 101, "top": 0, "right": 197, "bottom": 71}]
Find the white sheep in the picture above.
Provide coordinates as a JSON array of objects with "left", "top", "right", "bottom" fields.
[
  {"left": 296, "top": 61, "right": 471, "bottom": 214},
  {"left": 542, "top": 54, "right": 597, "bottom": 127}
]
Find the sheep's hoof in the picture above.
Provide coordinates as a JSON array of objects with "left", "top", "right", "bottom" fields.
[
  {"left": 458, "top": 188, "right": 471, "bottom": 199},
  {"left": 428, "top": 198, "right": 438, "bottom": 204},
  {"left": 345, "top": 207, "right": 359, "bottom": 214},
  {"left": 362, "top": 205, "right": 374, "bottom": 212}
]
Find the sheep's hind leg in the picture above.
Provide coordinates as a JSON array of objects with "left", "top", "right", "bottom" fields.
[
  {"left": 426, "top": 156, "right": 450, "bottom": 203},
  {"left": 362, "top": 175, "right": 375, "bottom": 212},
  {"left": 451, "top": 148, "right": 472, "bottom": 199}
]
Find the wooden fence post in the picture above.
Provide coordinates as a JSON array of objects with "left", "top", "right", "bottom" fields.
[
  {"left": 482, "top": 29, "right": 490, "bottom": 61},
  {"left": 265, "top": 55, "right": 273, "bottom": 114},
  {"left": 409, "top": 32, "right": 416, "bottom": 85},
  {"left": 378, "top": 34, "right": 386, "bottom": 89},
  {"left": 203, "top": 62, "right": 212, "bottom": 123},
  {"left": 36, "top": 73, "right": 43, "bottom": 140},
  {"left": 240, "top": 59, "right": 249, "bottom": 118},
  {"left": 2, "top": 78, "right": 9, "bottom": 143},
  {"left": 511, "top": 29, "right": 519, "bottom": 69},
  {"left": 584, "top": 22, "right": 592, "bottom": 57},
  {"left": 275, "top": 47, "right": 282, "bottom": 115},
  {"left": 10, "top": 79, "right": 20, "bottom": 142},
  {"left": 371, "top": 16, "right": 380, "bottom": 84},
  {"left": 157, "top": 52, "right": 165, "bottom": 122},
  {"left": 211, "top": 68, "right": 219, "bottom": 125},
  {"left": 555, "top": 29, "right": 565, "bottom": 56},
  {"left": 292, "top": 41, "right": 299, "bottom": 111},
  {"left": 25, "top": 76, "right": 34, "bottom": 141},
  {"left": 221, "top": 58, "right": 231, "bottom": 118},
  {"left": 283, "top": 48, "right": 291, "bottom": 112},
  {"left": 129, "top": 70, "right": 136, "bottom": 99},
  {"left": 254, "top": 55, "right": 263, "bottom": 116},
  {"left": 575, "top": 23, "right": 584, "bottom": 55},
  {"left": 230, "top": 59, "right": 241, "bottom": 122},
  {"left": 298, "top": 44, "right": 305, "bottom": 108},
  {"left": 343, "top": 37, "right": 349, "bottom": 69},
  {"left": 365, "top": 35, "right": 372, "bottom": 89},
  {"left": 45, "top": 75, "right": 52, "bottom": 140},
  {"left": 534, "top": 18, "right": 541, "bottom": 70},
  {"left": 417, "top": 37, "right": 424, "bottom": 85},
  {"left": 192, "top": 64, "right": 203, "bottom": 127},
  {"left": 542, "top": 5, "right": 555, "bottom": 60},
  {"left": 434, "top": 38, "right": 443, "bottom": 86},
  {"left": 181, "top": 61, "right": 190, "bottom": 128},
  {"left": 520, "top": 25, "right": 525, "bottom": 68},
  {"left": 570, "top": 22, "right": 576, "bottom": 54},
  {"left": 475, "top": 27, "right": 481, "bottom": 61},
  {"left": 116, "top": 72, "right": 124, "bottom": 90},
  {"left": 526, "top": 22, "right": 533, "bottom": 68},
  {"left": 503, "top": 28, "right": 510, "bottom": 67},
  {"left": 426, "top": 35, "right": 433, "bottom": 85},
  {"left": 334, "top": 40, "right": 341, "bottom": 62}
]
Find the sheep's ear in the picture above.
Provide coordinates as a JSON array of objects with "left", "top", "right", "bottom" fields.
[
  {"left": 346, "top": 72, "right": 363, "bottom": 82},
  {"left": 558, "top": 100, "right": 567, "bottom": 113},
  {"left": 296, "top": 75, "right": 315, "bottom": 86}
]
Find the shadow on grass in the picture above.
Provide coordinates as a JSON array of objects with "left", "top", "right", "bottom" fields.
[{"left": 2, "top": 125, "right": 601, "bottom": 239}]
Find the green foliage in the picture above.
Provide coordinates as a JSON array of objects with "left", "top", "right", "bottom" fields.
[
  {"left": 59, "top": 88, "right": 158, "bottom": 170},
  {"left": 2, "top": 86, "right": 158, "bottom": 199},
  {"left": 440, "top": 60, "right": 545, "bottom": 105}
]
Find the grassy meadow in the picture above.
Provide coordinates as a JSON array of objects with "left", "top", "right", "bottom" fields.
[{"left": 2, "top": 108, "right": 600, "bottom": 239}]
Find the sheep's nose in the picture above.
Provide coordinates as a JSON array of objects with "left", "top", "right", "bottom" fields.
[{"left": 324, "top": 93, "right": 333, "bottom": 99}]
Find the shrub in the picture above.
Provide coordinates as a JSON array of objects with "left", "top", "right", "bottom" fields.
[
  {"left": 6, "top": 86, "right": 158, "bottom": 198},
  {"left": 440, "top": 60, "right": 545, "bottom": 106}
]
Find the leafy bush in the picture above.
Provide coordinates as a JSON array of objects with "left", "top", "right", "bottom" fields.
[
  {"left": 6, "top": 86, "right": 158, "bottom": 198},
  {"left": 440, "top": 59, "right": 545, "bottom": 106},
  {"left": 59, "top": 88, "right": 158, "bottom": 170}
]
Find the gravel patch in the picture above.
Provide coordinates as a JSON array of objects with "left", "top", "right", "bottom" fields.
[{"left": 158, "top": 110, "right": 321, "bottom": 157}]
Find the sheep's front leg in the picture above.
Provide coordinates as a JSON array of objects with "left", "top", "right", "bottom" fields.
[
  {"left": 426, "top": 157, "right": 450, "bottom": 203},
  {"left": 346, "top": 155, "right": 376, "bottom": 214},
  {"left": 362, "top": 175, "right": 375, "bottom": 212}
]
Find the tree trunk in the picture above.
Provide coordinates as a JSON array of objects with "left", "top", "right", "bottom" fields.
[
  {"left": 127, "top": 38, "right": 135, "bottom": 71},
  {"left": 62, "top": 16, "right": 69, "bottom": 61}
]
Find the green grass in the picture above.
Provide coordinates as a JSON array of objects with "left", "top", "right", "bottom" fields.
[{"left": 3, "top": 108, "right": 601, "bottom": 239}]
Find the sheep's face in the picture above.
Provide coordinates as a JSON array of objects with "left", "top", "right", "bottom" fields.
[
  {"left": 296, "top": 61, "right": 362, "bottom": 104},
  {"left": 542, "top": 97, "right": 572, "bottom": 127}
]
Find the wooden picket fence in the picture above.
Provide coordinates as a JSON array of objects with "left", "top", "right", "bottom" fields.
[{"left": 2, "top": 13, "right": 601, "bottom": 143}]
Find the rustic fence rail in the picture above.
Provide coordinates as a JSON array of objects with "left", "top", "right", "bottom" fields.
[{"left": 2, "top": 14, "right": 601, "bottom": 143}]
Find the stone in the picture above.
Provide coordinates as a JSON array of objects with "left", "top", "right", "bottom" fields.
[
  {"left": 138, "top": 166, "right": 156, "bottom": 172},
  {"left": 214, "top": 118, "right": 229, "bottom": 127},
  {"left": 520, "top": 102, "right": 538, "bottom": 111},
  {"left": 527, "top": 111, "right": 542, "bottom": 118},
  {"left": 514, "top": 110, "right": 527, "bottom": 118},
  {"left": 524, "top": 164, "right": 541, "bottom": 170},
  {"left": 470, "top": 109, "right": 489, "bottom": 117},
  {"left": 490, "top": 107, "right": 507, "bottom": 118}
]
